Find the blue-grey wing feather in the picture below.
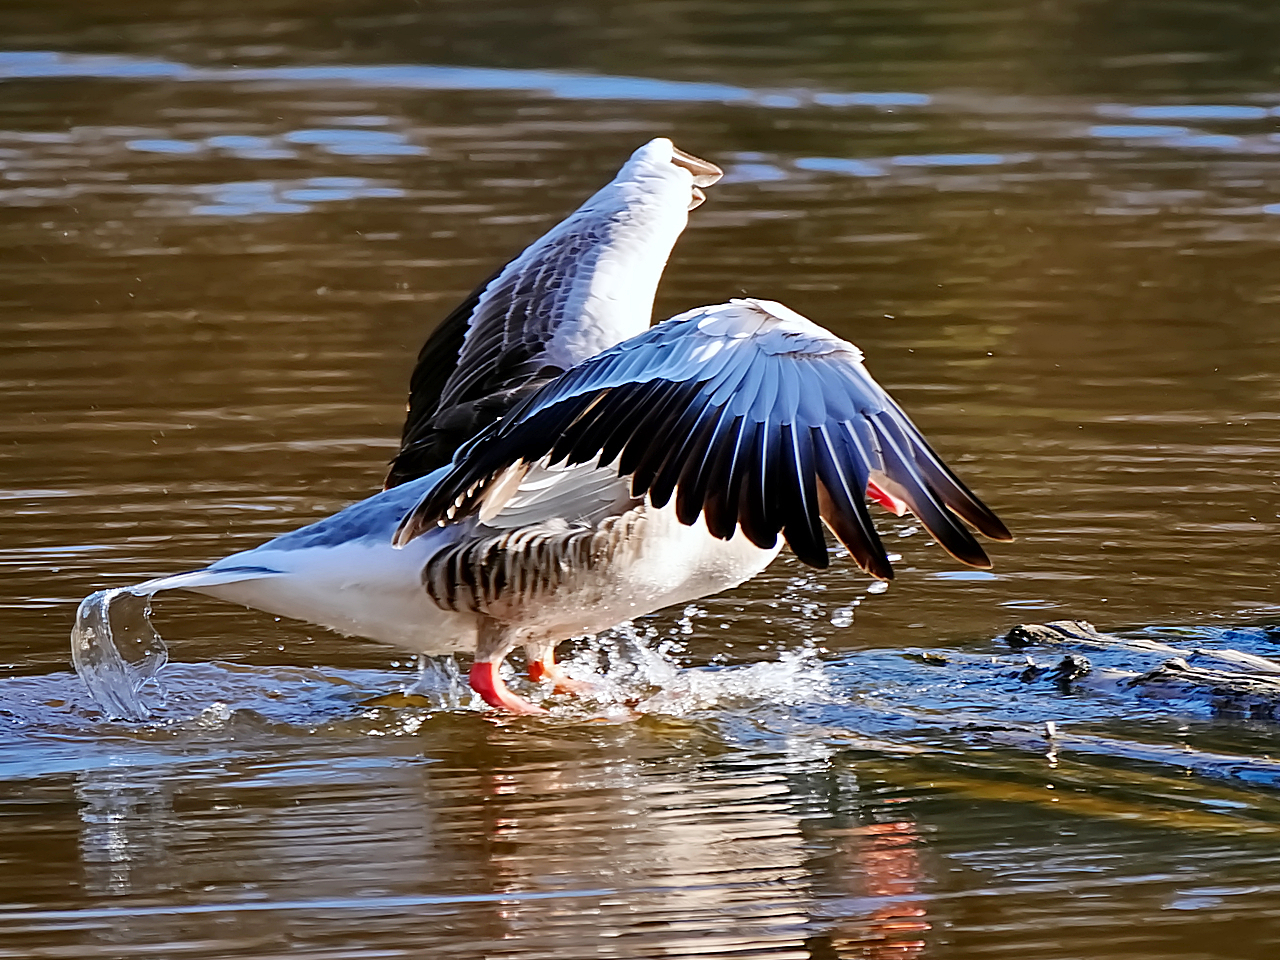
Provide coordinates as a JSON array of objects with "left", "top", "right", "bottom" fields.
[{"left": 395, "top": 300, "right": 1010, "bottom": 577}]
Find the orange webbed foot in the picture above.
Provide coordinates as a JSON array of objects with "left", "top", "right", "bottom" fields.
[
  {"left": 528, "top": 654, "right": 595, "bottom": 695},
  {"left": 469, "top": 661, "right": 548, "bottom": 715}
]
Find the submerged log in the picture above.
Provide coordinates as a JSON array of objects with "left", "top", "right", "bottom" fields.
[{"left": 1004, "top": 619, "right": 1280, "bottom": 720}]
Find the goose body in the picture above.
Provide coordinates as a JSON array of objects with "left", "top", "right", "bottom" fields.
[
  {"left": 79, "top": 138, "right": 1010, "bottom": 716},
  {"left": 177, "top": 458, "right": 771, "bottom": 657}
]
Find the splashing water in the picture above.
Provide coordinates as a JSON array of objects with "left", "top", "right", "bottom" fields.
[
  {"left": 555, "top": 622, "right": 837, "bottom": 718},
  {"left": 637, "top": 645, "right": 839, "bottom": 716},
  {"left": 65, "top": 588, "right": 835, "bottom": 724},
  {"left": 404, "top": 655, "right": 474, "bottom": 710},
  {"left": 554, "top": 620, "right": 683, "bottom": 704},
  {"left": 70, "top": 587, "right": 170, "bottom": 720}
]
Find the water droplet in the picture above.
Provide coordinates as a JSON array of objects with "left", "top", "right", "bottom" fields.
[{"left": 830, "top": 606, "right": 855, "bottom": 628}]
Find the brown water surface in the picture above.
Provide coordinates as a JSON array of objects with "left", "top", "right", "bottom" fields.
[{"left": 4, "top": 2, "right": 1280, "bottom": 957}]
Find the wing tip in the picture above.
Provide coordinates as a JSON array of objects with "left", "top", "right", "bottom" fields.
[
  {"left": 865, "top": 558, "right": 895, "bottom": 582},
  {"left": 950, "top": 495, "right": 1013, "bottom": 543},
  {"left": 986, "top": 517, "right": 1015, "bottom": 543}
]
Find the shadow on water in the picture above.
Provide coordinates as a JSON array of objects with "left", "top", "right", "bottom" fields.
[{"left": 6, "top": 0, "right": 1280, "bottom": 956}]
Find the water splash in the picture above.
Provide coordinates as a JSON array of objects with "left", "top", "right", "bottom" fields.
[
  {"left": 549, "top": 623, "right": 837, "bottom": 718},
  {"left": 637, "top": 645, "right": 839, "bottom": 716},
  {"left": 404, "top": 655, "right": 474, "bottom": 710},
  {"left": 70, "top": 587, "right": 170, "bottom": 721}
]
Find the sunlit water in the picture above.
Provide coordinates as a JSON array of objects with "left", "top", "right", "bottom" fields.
[{"left": 5, "top": 1, "right": 1280, "bottom": 956}]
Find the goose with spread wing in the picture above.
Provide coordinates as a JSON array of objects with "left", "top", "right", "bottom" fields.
[
  {"left": 76, "top": 138, "right": 1010, "bottom": 717},
  {"left": 391, "top": 295, "right": 1011, "bottom": 712}
]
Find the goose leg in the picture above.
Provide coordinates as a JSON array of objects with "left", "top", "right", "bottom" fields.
[
  {"left": 525, "top": 641, "right": 594, "bottom": 694},
  {"left": 470, "top": 618, "right": 548, "bottom": 715}
]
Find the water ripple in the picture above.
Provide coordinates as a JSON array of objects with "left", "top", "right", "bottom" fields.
[{"left": 0, "top": 50, "right": 931, "bottom": 110}]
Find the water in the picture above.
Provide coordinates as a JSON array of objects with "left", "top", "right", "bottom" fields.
[
  {"left": 70, "top": 588, "right": 169, "bottom": 721},
  {"left": 5, "top": 0, "right": 1280, "bottom": 955}
]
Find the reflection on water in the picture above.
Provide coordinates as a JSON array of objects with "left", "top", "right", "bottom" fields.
[
  {"left": 5, "top": 0, "right": 1280, "bottom": 956},
  {"left": 7, "top": 687, "right": 1280, "bottom": 958},
  {"left": 7, "top": 626, "right": 1280, "bottom": 956}
]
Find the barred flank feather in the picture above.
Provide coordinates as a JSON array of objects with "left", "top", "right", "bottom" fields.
[{"left": 423, "top": 510, "right": 649, "bottom": 614}]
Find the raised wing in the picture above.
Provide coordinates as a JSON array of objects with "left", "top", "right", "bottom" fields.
[
  {"left": 384, "top": 138, "right": 723, "bottom": 488},
  {"left": 394, "top": 298, "right": 1011, "bottom": 580}
]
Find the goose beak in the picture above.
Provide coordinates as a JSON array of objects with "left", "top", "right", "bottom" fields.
[
  {"left": 671, "top": 146, "right": 723, "bottom": 186},
  {"left": 688, "top": 185, "right": 707, "bottom": 210}
]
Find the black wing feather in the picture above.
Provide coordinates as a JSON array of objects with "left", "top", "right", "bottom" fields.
[
  {"left": 777, "top": 423, "right": 827, "bottom": 568},
  {"left": 595, "top": 379, "right": 675, "bottom": 467},
  {"left": 812, "top": 424, "right": 893, "bottom": 580},
  {"left": 735, "top": 417, "right": 782, "bottom": 549},
  {"left": 676, "top": 404, "right": 738, "bottom": 527},
  {"left": 873, "top": 418, "right": 991, "bottom": 568},
  {"left": 385, "top": 268, "right": 501, "bottom": 488},
  {"left": 622, "top": 381, "right": 704, "bottom": 493},
  {"left": 901, "top": 430, "right": 1012, "bottom": 542},
  {"left": 649, "top": 395, "right": 722, "bottom": 509},
  {"left": 700, "top": 414, "right": 750, "bottom": 539}
]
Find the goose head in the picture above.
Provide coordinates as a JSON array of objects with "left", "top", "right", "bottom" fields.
[{"left": 623, "top": 137, "right": 723, "bottom": 209}]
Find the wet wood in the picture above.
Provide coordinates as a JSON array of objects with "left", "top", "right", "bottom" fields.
[{"left": 1005, "top": 619, "right": 1280, "bottom": 720}]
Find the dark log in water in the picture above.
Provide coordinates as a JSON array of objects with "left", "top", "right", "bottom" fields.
[{"left": 1006, "top": 620, "right": 1280, "bottom": 721}]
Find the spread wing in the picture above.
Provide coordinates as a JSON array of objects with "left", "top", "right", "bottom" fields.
[
  {"left": 394, "top": 299, "right": 1011, "bottom": 580},
  {"left": 384, "top": 138, "right": 722, "bottom": 489},
  {"left": 382, "top": 235, "right": 579, "bottom": 489}
]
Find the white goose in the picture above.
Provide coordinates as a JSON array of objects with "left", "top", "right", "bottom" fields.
[{"left": 75, "top": 138, "right": 1010, "bottom": 716}]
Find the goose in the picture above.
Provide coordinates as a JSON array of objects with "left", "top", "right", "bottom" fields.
[{"left": 73, "top": 138, "right": 1011, "bottom": 717}]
